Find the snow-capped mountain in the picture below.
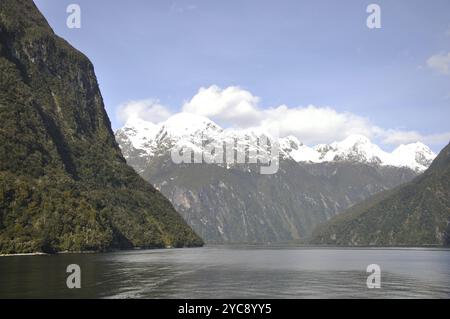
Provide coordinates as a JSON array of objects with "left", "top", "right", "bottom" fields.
[
  {"left": 117, "top": 114, "right": 222, "bottom": 157},
  {"left": 280, "top": 134, "right": 436, "bottom": 172},
  {"left": 389, "top": 142, "right": 436, "bottom": 172},
  {"left": 115, "top": 114, "right": 424, "bottom": 243},
  {"left": 116, "top": 114, "right": 436, "bottom": 172},
  {"left": 117, "top": 113, "right": 282, "bottom": 168}
]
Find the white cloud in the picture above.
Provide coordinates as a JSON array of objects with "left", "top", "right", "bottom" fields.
[
  {"left": 426, "top": 52, "right": 450, "bottom": 75},
  {"left": 182, "top": 86, "right": 379, "bottom": 144},
  {"left": 118, "top": 85, "right": 450, "bottom": 147},
  {"left": 381, "top": 130, "right": 450, "bottom": 145},
  {"left": 182, "top": 85, "right": 262, "bottom": 127},
  {"left": 259, "top": 105, "right": 378, "bottom": 145},
  {"left": 117, "top": 99, "right": 172, "bottom": 124}
]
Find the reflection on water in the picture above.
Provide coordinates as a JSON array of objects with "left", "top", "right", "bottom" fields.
[{"left": 0, "top": 246, "right": 449, "bottom": 298}]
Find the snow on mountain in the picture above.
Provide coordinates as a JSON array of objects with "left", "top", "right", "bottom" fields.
[
  {"left": 281, "top": 134, "right": 436, "bottom": 172},
  {"left": 159, "top": 112, "right": 222, "bottom": 139},
  {"left": 116, "top": 115, "right": 437, "bottom": 172},
  {"left": 317, "top": 134, "right": 390, "bottom": 165},
  {"left": 282, "top": 134, "right": 436, "bottom": 172},
  {"left": 279, "top": 136, "right": 321, "bottom": 163},
  {"left": 388, "top": 142, "right": 436, "bottom": 172},
  {"left": 117, "top": 117, "right": 159, "bottom": 157},
  {"left": 117, "top": 113, "right": 222, "bottom": 157}
]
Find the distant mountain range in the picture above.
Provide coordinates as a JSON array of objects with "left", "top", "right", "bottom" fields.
[
  {"left": 0, "top": 0, "right": 202, "bottom": 254},
  {"left": 117, "top": 113, "right": 435, "bottom": 173},
  {"left": 282, "top": 134, "right": 435, "bottom": 173},
  {"left": 311, "top": 141, "right": 450, "bottom": 247},
  {"left": 116, "top": 113, "right": 434, "bottom": 243}
]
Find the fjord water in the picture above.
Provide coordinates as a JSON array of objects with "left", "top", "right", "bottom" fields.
[{"left": 0, "top": 246, "right": 449, "bottom": 299}]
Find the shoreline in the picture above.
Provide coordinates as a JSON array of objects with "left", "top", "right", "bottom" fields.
[
  {"left": 0, "top": 252, "right": 49, "bottom": 257},
  {"left": 1, "top": 244, "right": 449, "bottom": 257},
  {"left": 0, "top": 250, "right": 100, "bottom": 257},
  {"left": 0, "top": 245, "right": 202, "bottom": 257}
]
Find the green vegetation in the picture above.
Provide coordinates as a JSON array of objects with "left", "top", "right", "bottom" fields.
[
  {"left": 310, "top": 143, "right": 450, "bottom": 246},
  {"left": 0, "top": 0, "right": 202, "bottom": 254}
]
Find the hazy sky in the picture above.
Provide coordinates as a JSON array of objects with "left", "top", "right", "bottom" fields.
[{"left": 34, "top": 0, "right": 450, "bottom": 151}]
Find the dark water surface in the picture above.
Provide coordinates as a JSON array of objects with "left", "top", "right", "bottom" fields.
[{"left": 1, "top": 246, "right": 449, "bottom": 298}]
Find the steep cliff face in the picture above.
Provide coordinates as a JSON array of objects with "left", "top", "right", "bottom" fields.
[
  {"left": 0, "top": 0, "right": 202, "bottom": 254},
  {"left": 311, "top": 142, "right": 450, "bottom": 247}
]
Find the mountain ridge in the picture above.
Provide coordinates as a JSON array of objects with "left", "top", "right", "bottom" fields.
[{"left": 117, "top": 114, "right": 436, "bottom": 173}]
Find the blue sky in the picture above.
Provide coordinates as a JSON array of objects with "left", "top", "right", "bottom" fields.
[{"left": 34, "top": 0, "right": 450, "bottom": 151}]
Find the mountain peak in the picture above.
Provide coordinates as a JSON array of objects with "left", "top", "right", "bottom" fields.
[
  {"left": 280, "top": 136, "right": 302, "bottom": 150},
  {"left": 390, "top": 142, "right": 436, "bottom": 171},
  {"left": 336, "top": 134, "right": 372, "bottom": 145},
  {"left": 323, "top": 135, "right": 387, "bottom": 165},
  {"left": 164, "top": 112, "right": 220, "bottom": 129},
  {"left": 124, "top": 117, "right": 158, "bottom": 131},
  {"left": 393, "top": 141, "right": 432, "bottom": 153},
  {"left": 159, "top": 112, "right": 222, "bottom": 138}
]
